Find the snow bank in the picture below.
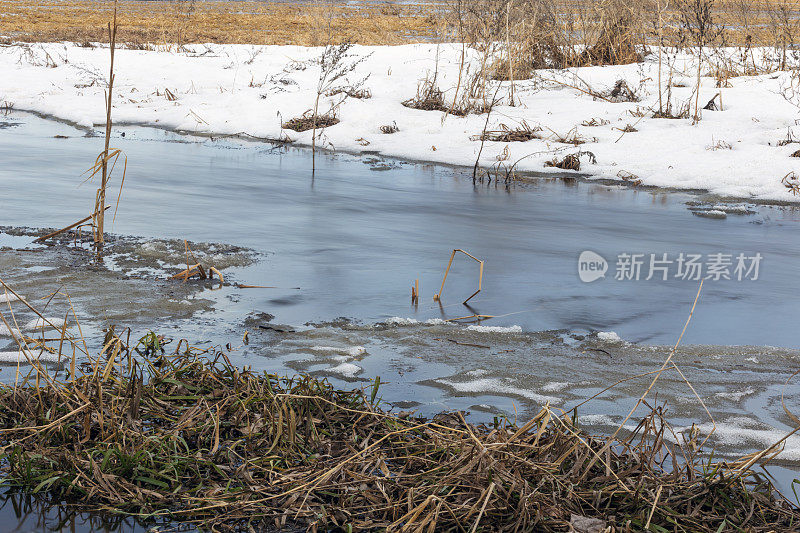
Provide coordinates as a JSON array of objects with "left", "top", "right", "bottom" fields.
[{"left": 2, "top": 42, "right": 800, "bottom": 200}]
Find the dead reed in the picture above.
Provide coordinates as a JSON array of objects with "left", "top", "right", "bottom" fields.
[{"left": 0, "top": 342, "right": 797, "bottom": 531}]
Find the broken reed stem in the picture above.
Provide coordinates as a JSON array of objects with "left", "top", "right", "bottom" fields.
[
  {"left": 33, "top": 206, "right": 110, "bottom": 243},
  {"left": 434, "top": 249, "right": 484, "bottom": 305},
  {"left": 94, "top": 1, "right": 117, "bottom": 251}
]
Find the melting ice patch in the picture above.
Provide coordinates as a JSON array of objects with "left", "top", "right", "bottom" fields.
[
  {"left": 577, "top": 414, "right": 617, "bottom": 426},
  {"left": 0, "top": 293, "right": 20, "bottom": 304},
  {"left": 465, "top": 325, "right": 523, "bottom": 334},
  {"left": 0, "top": 350, "right": 65, "bottom": 364},
  {"left": 683, "top": 422, "right": 800, "bottom": 461},
  {"left": 542, "top": 381, "right": 570, "bottom": 392},
  {"left": 597, "top": 331, "right": 622, "bottom": 343},
  {"left": 309, "top": 345, "right": 366, "bottom": 357},
  {"left": 24, "top": 317, "right": 69, "bottom": 330},
  {"left": 714, "top": 387, "right": 757, "bottom": 402},
  {"left": 385, "top": 317, "right": 449, "bottom": 326},
  {"left": 328, "top": 362, "right": 362, "bottom": 377},
  {"left": 0, "top": 324, "right": 21, "bottom": 337},
  {"left": 437, "top": 377, "right": 561, "bottom": 405}
]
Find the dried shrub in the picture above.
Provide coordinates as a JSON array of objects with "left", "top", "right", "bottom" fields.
[
  {"left": 615, "top": 123, "right": 639, "bottom": 133},
  {"left": 402, "top": 77, "right": 448, "bottom": 112},
  {"left": 605, "top": 79, "right": 639, "bottom": 102},
  {"left": 326, "top": 87, "right": 372, "bottom": 99},
  {"left": 551, "top": 127, "right": 598, "bottom": 146},
  {"left": 283, "top": 110, "right": 340, "bottom": 132},
  {"left": 618, "top": 170, "right": 643, "bottom": 185},
  {"left": 583, "top": 0, "right": 643, "bottom": 65},
  {"left": 782, "top": 171, "right": 800, "bottom": 195},
  {"left": 581, "top": 117, "right": 611, "bottom": 127},
  {"left": 472, "top": 121, "right": 542, "bottom": 142},
  {"left": 380, "top": 122, "right": 399, "bottom": 134},
  {"left": 706, "top": 138, "right": 732, "bottom": 150},
  {"left": 545, "top": 151, "right": 596, "bottom": 171}
]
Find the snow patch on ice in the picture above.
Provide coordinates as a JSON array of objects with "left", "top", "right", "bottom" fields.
[
  {"left": 714, "top": 387, "right": 756, "bottom": 401},
  {"left": 24, "top": 317, "right": 68, "bottom": 330},
  {"left": 597, "top": 331, "right": 622, "bottom": 343},
  {"left": 309, "top": 345, "right": 366, "bottom": 357},
  {"left": 437, "top": 377, "right": 560, "bottom": 405},
  {"left": 385, "top": 317, "right": 418, "bottom": 325},
  {"left": 328, "top": 362, "right": 362, "bottom": 377},
  {"left": 683, "top": 421, "right": 800, "bottom": 461},
  {"left": 542, "top": 381, "right": 570, "bottom": 392},
  {"left": 578, "top": 414, "right": 616, "bottom": 426},
  {"left": 465, "top": 325, "right": 523, "bottom": 334},
  {"left": 0, "top": 293, "right": 20, "bottom": 303},
  {"left": 0, "top": 350, "right": 65, "bottom": 363},
  {"left": 0, "top": 324, "right": 22, "bottom": 337}
]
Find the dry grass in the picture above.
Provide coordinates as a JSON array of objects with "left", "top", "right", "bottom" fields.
[
  {"left": 0, "top": 0, "right": 445, "bottom": 46},
  {"left": 471, "top": 121, "right": 542, "bottom": 142},
  {"left": 2, "top": 0, "right": 796, "bottom": 49},
  {"left": 282, "top": 110, "right": 340, "bottom": 132},
  {"left": 1, "top": 343, "right": 798, "bottom": 531}
]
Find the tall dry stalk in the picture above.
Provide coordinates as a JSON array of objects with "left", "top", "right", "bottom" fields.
[{"left": 94, "top": 3, "right": 117, "bottom": 250}]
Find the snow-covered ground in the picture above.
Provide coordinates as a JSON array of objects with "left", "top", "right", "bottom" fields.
[{"left": 2, "top": 42, "right": 799, "bottom": 201}]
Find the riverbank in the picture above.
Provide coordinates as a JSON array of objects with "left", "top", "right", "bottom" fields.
[
  {"left": 2, "top": 41, "right": 799, "bottom": 201},
  {"left": 1, "top": 345, "right": 798, "bottom": 531}
]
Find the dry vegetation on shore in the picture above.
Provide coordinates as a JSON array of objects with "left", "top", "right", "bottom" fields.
[
  {"left": 0, "top": 0, "right": 445, "bottom": 46},
  {"left": 1, "top": 0, "right": 798, "bottom": 49},
  {"left": 1, "top": 344, "right": 799, "bottom": 532}
]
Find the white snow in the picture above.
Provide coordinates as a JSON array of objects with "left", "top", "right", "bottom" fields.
[
  {"left": 578, "top": 414, "right": 617, "bottom": 426},
  {"left": 2, "top": 42, "right": 800, "bottom": 200},
  {"left": 385, "top": 317, "right": 418, "bottom": 325},
  {"left": 437, "top": 377, "right": 561, "bottom": 405},
  {"left": 327, "top": 362, "right": 362, "bottom": 377},
  {"left": 542, "top": 381, "right": 570, "bottom": 392},
  {"left": 466, "top": 325, "right": 523, "bottom": 334},
  {"left": 714, "top": 387, "right": 757, "bottom": 401},
  {"left": 309, "top": 345, "right": 367, "bottom": 357},
  {"left": 23, "top": 317, "right": 69, "bottom": 330},
  {"left": 0, "top": 350, "right": 65, "bottom": 363},
  {"left": 0, "top": 324, "right": 22, "bottom": 337},
  {"left": 681, "top": 421, "right": 800, "bottom": 461},
  {"left": 0, "top": 293, "right": 20, "bottom": 303},
  {"left": 597, "top": 331, "right": 622, "bottom": 343}
]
